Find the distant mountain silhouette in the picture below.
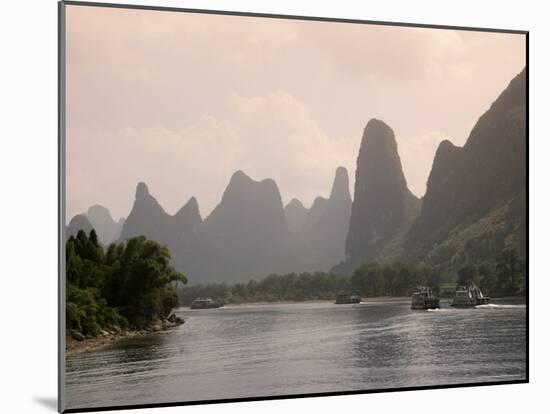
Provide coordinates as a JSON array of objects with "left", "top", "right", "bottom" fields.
[
  {"left": 300, "top": 167, "right": 352, "bottom": 271},
  {"left": 173, "top": 196, "right": 202, "bottom": 234},
  {"left": 87, "top": 204, "right": 125, "bottom": 245},
  {"left": 78, "top": 69, "right": 525, "bottom": 283},
  {"left": 119, "top": 182, "right": 176, "bottom": 245},
  {"left": 66, "top": 214, "right": 93, "bottom": 239},
  {"left": 284, "top": 198, "right": 308, "bottom": 233},
  {"left": 185, "top": 170, "right": 305, "bottom": 283},
  {"left": 303, "top": 197, "right": 328, "bottom": 235},
  {"left": 119, "top": 182, "right": 201, "bottom": 259},
  {"left": 341, "top": 119, "right": 420, "bottom": 272},
  {"left": 115, "top": 172, "right": 310, "bottom": 283}
]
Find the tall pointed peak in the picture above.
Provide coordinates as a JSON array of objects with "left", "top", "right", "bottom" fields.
[
  {"left": 329, "top": 166, "right": 351, "bottom": 201},
  {"left": 174, "top": 196, "right": 202, "bottom": 231},
  {"left": 185, "top": 196, "right": 199, "bottom": 209},
  {"left": 135, "top": 182, "right": 150, "bottom": 200},
  {"left": 176, "top": 196, "right": 201, "bottom": 219},
  {"left": 359, "top": 118, "right": 398, "bottom": 160},
  {"left": 365, "top": 118, "right": 392, "bottom": 130},
  {"left": 356, "top": 118, "right": 406, "bottom": 186},
  {"left": 344, "top": 118, "right": 420, "bottom": 267}
]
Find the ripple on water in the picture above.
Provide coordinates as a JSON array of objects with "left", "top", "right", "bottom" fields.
[{"left": 65, "top": 301, "right": 526, "bottom": 410}]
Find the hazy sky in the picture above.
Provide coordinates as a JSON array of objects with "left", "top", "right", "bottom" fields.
[{"left": 65, "top": 5, "right": 525, "bottom": 221}]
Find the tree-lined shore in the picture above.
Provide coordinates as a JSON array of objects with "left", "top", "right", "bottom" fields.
[
  {"left": 66, "top": 230, "right": 186, "bottom": 351},
  {"left": 178, "top": 243, "right": 525, "bottom": 306},
  {"left": 65, "top": 231, "right": 524, "bottom": 356}
]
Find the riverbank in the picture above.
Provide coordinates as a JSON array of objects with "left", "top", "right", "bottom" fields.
[
  {"left": 66, "top": 314, "right": 185, "bottom": 356},
  {"left": 66, "top": 297, "right": 526, "bottom": 408},
  {"left": 224, "top": 299, "right": 332, "bottom": 307},
  {"left": 183, "top": 295, "right": 525, "bottom": 309},
  {"left": 183, "top": 296, "right": 412, "bottom": 308}
]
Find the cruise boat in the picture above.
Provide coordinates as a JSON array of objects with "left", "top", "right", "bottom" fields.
[
  {"left": 451, "top": 285, "right": 491, "bottom": 307},
  {"left": 411, "top": 286, "right": 440, "bottom": 310},
  {"left": 190, "top": 297, "right": 224, "bottom": 309},
  {"left": 335, "top": 294, "right": 361, "bottom": 304}
]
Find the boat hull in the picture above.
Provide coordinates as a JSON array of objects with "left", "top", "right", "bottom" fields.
[
  {"left": 190, "top": 303, "right": 223, "bottom": 309},
  {"left": 411, "top": 297, "right": 440, "bottom": 310},
  {"left": 190, "top": 298, "right": 224, "bottom": 309},
  {"left": 451, "top": 285, "right": 490, "bottom": 308},
  {"left": 335, "top": 295, "right": 361, "bottom": 304},
  {"left": 451, "top": 297, "right": 491, "bottom": 308}
]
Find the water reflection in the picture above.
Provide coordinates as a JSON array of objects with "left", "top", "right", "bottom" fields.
[{"left": 65, "top": 301, "right": 526, "bottom": 410}]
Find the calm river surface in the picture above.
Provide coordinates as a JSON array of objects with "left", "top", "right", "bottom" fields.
[{"left": 65, "top": 300, "right": 526, "bottom": 410}]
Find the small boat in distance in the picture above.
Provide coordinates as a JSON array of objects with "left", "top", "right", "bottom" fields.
[
  {"left": 451, "top": 285, "right": 491, "bottom": 307},
  {"left": 190, "top": 297, "right": 224, "bottom": 310},
  {"left": 335, "top": 294, "right": 361, "bottom": 304},
  {"left": 411, "top": 286, "right": 440, "bottom": 310}
]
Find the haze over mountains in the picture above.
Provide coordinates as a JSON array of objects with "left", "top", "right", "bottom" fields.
[
  {"left": 403, "top": 67, "right": 527, "bottom": 270},
  {"left": 292, "top": 166, "right": 352, "bottom": 271},
  {"left": 66, "top": 206, "right": 124, "bottom": 245},
  {"left": 341, "top": 119, "right": 421, "bottom": 273},
  {"left": 337, "top": 68, "right": 526, "bottom": 275},
  {"left": 110, "top": 168, "right": 351, "bottom": 283},
  {"left": 66, "top": 68, "right": 526, "bottom": 284},
  {"left": 86, "top": 205, "right": 125, "bottom": 244}
]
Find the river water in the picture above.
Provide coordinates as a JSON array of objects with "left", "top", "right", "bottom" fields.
[{"left": 65, "top": 300, "right": 526, "bottom": 410}]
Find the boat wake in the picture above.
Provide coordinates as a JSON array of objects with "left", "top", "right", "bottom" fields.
[{"left": 475, "top": 304, "right": 526, "bottom": 309}]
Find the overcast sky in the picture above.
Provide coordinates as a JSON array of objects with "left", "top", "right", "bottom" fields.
[{"left": 65, "top": 5, "right": 525, "bottom": 221}]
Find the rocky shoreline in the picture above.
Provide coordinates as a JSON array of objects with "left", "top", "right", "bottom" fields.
[{"left": 66, "top": 313, "right": 185, "bottom": 356}]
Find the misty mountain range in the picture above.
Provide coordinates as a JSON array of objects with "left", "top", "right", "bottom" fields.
[
  {"left": 67, "top": 205, "right": 125, "bottom": 245},
  {"left": 66, "top": 68, "right": 526, "bottom": 284}
]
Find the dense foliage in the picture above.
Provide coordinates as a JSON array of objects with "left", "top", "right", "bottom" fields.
[
  {"left": 350, "top": 262, "right": 442, "bottom": 297},
  {"left": 456, "top": 242, "right": 526, "bottom": 297},
  {"left": 178, "top": 264, "right": 438, "bottom": 305},
  {"left": 178, "top": 244, "right": 525, "bottom": 305},
  {"left": 66, "top": 230, "right": 186, "bottom": 336},
  {"left": 178, "top": 272, "right": 351, "bottom": 305}
]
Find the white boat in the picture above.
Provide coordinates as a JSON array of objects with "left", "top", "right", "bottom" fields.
[{"left": 451, "top": 285, "right": 490, "bottom": 307}]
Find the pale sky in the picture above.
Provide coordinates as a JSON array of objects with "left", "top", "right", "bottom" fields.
[{"left": 65, "top": 5, "right": 526, "bottom": 221}]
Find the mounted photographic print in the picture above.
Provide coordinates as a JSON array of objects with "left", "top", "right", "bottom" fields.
[{"left": 59, "top": 1, "right": 528, "bottom": 412}]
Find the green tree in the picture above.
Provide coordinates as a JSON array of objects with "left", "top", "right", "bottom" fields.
[
  {"left": 496, "top": 243, "right": 523, "bottom": 296},
  {"left": 478, "top": 263, "right": 497, "bottom": 296},
  {"left": 424, "top": 267, "right": 442, "bottom": 295},
  {"left": 67, "top": 231, "right": 186, "bottom": 336}
]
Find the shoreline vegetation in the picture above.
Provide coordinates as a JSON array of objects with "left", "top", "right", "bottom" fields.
[
  {"left": 68, "top": 295, "right": 526, "bottom": 355},
  {"left": 177, "top": 251, "right": 526, "bottom": 307},
  {"left": 186, "top": 295, "right": 525, "bottom": 308},
  {"left": 66, "top": 230, "right": 524, "bottom": 355},
  {"left": 66, "top": 230, "right": 187, "bottom": 354},
  {"left": 219, "top": 297, "right": 410, "bottom": 307},
  {"left": 220, "top": 296, "right": 411, "bottom": 307}
]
